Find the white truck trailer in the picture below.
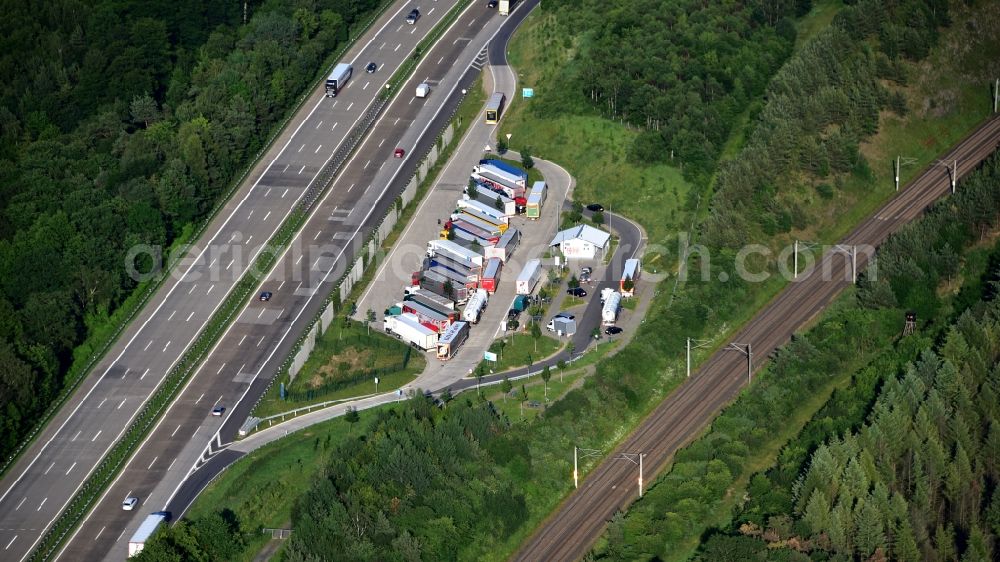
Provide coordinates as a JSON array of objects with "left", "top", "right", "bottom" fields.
[
  {"left": 384, "top": 313, "right": 438, "bottom": 351},
  {"left": 462, "top": 289, "right": 489, "bottom": 323},
  {"left": 436, "top": 321, "right": 470, "bottom": 360},
  {"left": 427, "top": 239, "right": 484, "bottom": 267},
  {"left": 325, "top": 63, "right": 353, "bottom": 97},
  {"left": 602, "top": 290, "right": 622, "bottom": 325},
  {"left": 516, "top": 259, "right": 542, "bottom": 295},
  {"left": 128, "top": 512, "right": 169, "bottom": 557}
]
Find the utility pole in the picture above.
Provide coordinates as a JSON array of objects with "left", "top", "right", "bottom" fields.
[
  {"left": 994, "top": 78, "right": 999, "bottom": 113},
  {"left": 615, "top": 452, "right": 645, "bottom": 497},
  {"left": 728, "top": 343, "right": 752, "bottom": 385},
  {"left": 834, "top": 244, "right": 858, "bottom": 284},
  {"left": 686, "top": 338, "right": 710, "bottom": 377},
  {"left": 573, "top": 446, "right": 600, "bottom": 489},
  {"left": 895, "top": 156, "right": 916, "bottom": 191},
  {"left": 794, "top": 240, "right": 818, "bottom": 279},
  {"left": 938, "top": 159, "right": 958, "bottom": 194}
]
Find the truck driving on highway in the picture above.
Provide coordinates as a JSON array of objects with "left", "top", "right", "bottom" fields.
[
  {"left": 128, "top": 512, "right": 170, "bottom": 557},
  {"left": 325, "top": 63, "right": 353, "bottom": 97}
]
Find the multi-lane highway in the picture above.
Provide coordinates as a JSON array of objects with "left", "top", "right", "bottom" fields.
[
  {"left": 0, "top": 1, "right": 480, "bottom": 560},
  {"left": 513, "top": 116, "right": 1000, "bottom": 561},
  {"left": 54, "top": 2, "right": 521, "bottom": 561}
]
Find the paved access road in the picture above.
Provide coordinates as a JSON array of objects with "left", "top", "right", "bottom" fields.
[
  {"left": 58, "top": 3, "right": 518, "bottom": 561},
  {"left": 0, "top": 1, "right": 468, "bottom": 560},
  {"left": 514, "top": 116, "right": 1000, "bottom": 561}
]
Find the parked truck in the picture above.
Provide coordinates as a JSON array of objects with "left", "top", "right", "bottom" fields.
[
  {"left": 526, "top": 180, "right": 547, "bottom": 219},
  {"left": 456, "top": 208, "right": 508, "bottom": 233},
  {"left": 419, "top": 268, "right": 470, "bottom": 303},
  {"left": 436, "top": 321, "right": 470, "bottom": 360},
  {"left": 480, "top": 257, "right": 503, "bottom": 293},
  {"left": 485, "top": 228, "right": 520, "bottom": 263},
  {"left": 462, "top": 289, "right": 489, "bottom": 323},
  {"left": 404, "top": 291, "right": 457, "bottom": 318},
  {"left": 427, "top": 239, "right": 484, "bottom": 267},
  {"left": 424, "top": 254, "right": 480, "bottom": 284},
  {"left": 602, "top": 290, "right": 622, "bottom": 325},
  {"left": 620, "top": 258, "right": 641, "bottom": 297},
  {"left": 516, "top": 259, "right": 542, "bottom": 295},
  {"left": 404, "top": 287, "right": 455, "bottom": 309},
  {"left": 466, "top": 188, "right": 517, "bottom": 216},
  {"left": 385, "top": 313, "right": 438, "bottom": 351},
  {"left": 401, "top": 300, "right": 456, "bottom": 331},
  {"left": 444, "top": 219, "right": 500, "bottom": 245},
  {"left": 325, "top": 63, "right": 353, "bottom": 97},
  {"left": 457, "top": 198, "right": 509, "bottom": 224},
  {"left": 129, "top": 512, "right": 170, "bottom": 557}
]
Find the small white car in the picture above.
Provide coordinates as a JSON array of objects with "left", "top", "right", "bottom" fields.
[{"left": 122, "top": 497, "right": 139, "bottom": 511}]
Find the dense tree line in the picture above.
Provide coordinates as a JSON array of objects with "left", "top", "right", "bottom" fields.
[
  {"left": 592, "top": 150, "right": 1000, "bottom": 560},
  {"left": 537, "top": 0, "right": 802, "bottom": 178},
  {"left": 133, "top": 509, "right": 248, "bottom": 562},
  {"left": 704, "top": 0, "right": 950, "bottom": 247},
  {"left": 285, "top": 397, "right": 527, "bottom": 561},
  {"left": 0, "top": 0, "right": 382, "bottom": 461}
]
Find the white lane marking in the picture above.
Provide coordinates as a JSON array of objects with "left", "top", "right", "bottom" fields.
[
  {"left": 468, "top": 18, "right": 474, "bottom": 26},
  {"left": 282, "top": 188, "right": 290, "bottom": 198},
  {"left": 364, "top": 160, "right": 371, "bottom": 169},
  {"left": 167, "top": 310, "right": 176, "bottom": 321},
  {"left": 226, "top": 259, "right": 234, "bottom": 270},
  {"left": 195, "top": 393, "right": 204, "bottom": 404},
  {"left": 378, "top": 138, "right": 385, "bottom": 147},
  {"left": 168, "top": 458, "right": 176, "bottom": 471},
  {"left": 265, "top": 187, "right": 272, "bottom": 196},
  {"left": 116, "top": 529, "right": 126, "bottom": 543},
  {"left": 71, "top": 431, "right": 80, "bottom": 442},
  {"left": 347, "top": 102, "right": 354, "bottom": 111},
  {"left": 206, "top": 284, "right": 214, "bottom": 295},
  {"left": 379, "top": 41, "right": 385, "bottom": 49},
  {"left": 394, "top": 43, "right": 401, "bottom": 52},
  {"left": 298, "top": 165, "right": 305, "bottom": 174},
  {"left": 363, "top": 81, "right": 369, "bottom": 90},
  {"left": 247, "top": 210, "right": 254, "bottom": 219},
  {"left": 247, "top": 235, "right": 253, "bottom": 244},
  {"left": 91, "top": 430, "right": 102, "bottom": 442},
  {"left": 264, "top": 211, "right": 272, "bottom": 221},
  {"left": 379, "top": 63, "right": 385, "bottom": 71},
  {"left": 171, "top": 424, "right": 181, "bottom": 437},
  {"left": 411, "top": 27, "right": 416, "bottom": 35},
  {"left": 315, "top": 121, "right": 323, "bottom": 129},
  {"left": 314, "top": 144, "right": 322, "bottom": 154},
  {"left": 239, "top": 335, "right": 247, "bottom": 346},
  {"left": 296, "top": 282, "right": 302, "bottom": 291},
  {"left": 15, "top": 497, "right": 25, "bottom": 511},
  {"left": 213, "top": 395, "right": 223, "bottom": 405},
  {"left": 186, "top": 311, "right": 195, "bottom": 322},
  {"left": 147, "top": 456, "right": 158, "bottom": 470},
  {"left": 379, "top": 162, "right": 385, "bottom": 170},
  {"left": 36, "top": 498, "right": 46, "bottom": 511},
  {"left": 98, "top": 398, "right": 107, "bottom": 409},
  {"left": 396, "top": 25, "right": 402, "bottom": 32},
  {"left": 277, "top": 280, "right": 285, "bottom": 291},
  {"left": 409, "top": 97, "right": 414, "bottom": 105},
  {"left": 95, "top": 526, "right": 105, "bottom": 541},
  {"left": 65, "top": 462, "right": 76, "bottom": 475},
  {"left": 312, "top": 256, "right": 322, "bottom": 269},
  {"left": 332, "top": 100, "right": 338, "bottom": 108},
  {"left": 295, "top": 255, "right": 303, "bottom": 265},
  {"left": 283, "top": 164, "right": 289, "bottom": 172},
  {"left": 162, "top": 340, "right": 170, "bottom": 352},
  {"left": 257, "top": 336, "right": 266, "bottom": 347},
  {"left": 438, "top": 56, "right": 444, "bottom": 64},
  {"left": 188, "top": 284, "right": 197, "bottom": 294},
  {"left": 394, "top": 117, "right": 399, "bottom": 126},
  {"left": 347, "top": 183, "right": 355, "bottom": 192},
  {"left": 117, "top": 399, "right": 126, "bottom": 409},
  {"left": 314, "top": 230, "right": 321, "bottom": 241},
  {"left": 298, "top": 144, "right": 305, "bottom": 152},
  {"left": 5, "top": 536, "right": 17, "bottom": 550},
  {"left": 143, "top": 340, "right": 152, "bottom": 351},
  {"left": 429, "top": 7, "right": 435, "bottom": 14},
  {"left": 257, "top": 309, "right": 265, "bottom": 319},
  {"left": 140, "top": 368, "right": 150, "bottom": 380},
  {"left": 330, "top": 122, "right": 338, "bottom": 132},
  {"left": 217, "top": 362, "right": 226, "bottom": 374},
  {"left": 44, "top": 463, "right": 54, "bottom": 474}
]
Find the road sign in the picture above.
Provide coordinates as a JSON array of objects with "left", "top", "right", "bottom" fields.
[
  {"left": 484, "top": 351, "right": 498, "bottom": 362},
  {"left": 522, "top": 87, "right": 534, "bottom": 98}
]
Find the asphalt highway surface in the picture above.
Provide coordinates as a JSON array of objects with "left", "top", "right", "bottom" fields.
[{"left": 513, "top": 116, "right": 1000, "bottom": 561}]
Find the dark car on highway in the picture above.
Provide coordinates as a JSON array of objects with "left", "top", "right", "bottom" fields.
[
  {"left": 567, "top": 287, "right": 587, "bottom": 298},
  {"left": 259, "top": 291, "right": 272, "bottom": 301},
  {"left": 366, "top": 62, "right": 378, "bottom": 73},
  {"left": 487, "top": 0, "right": 498, "bottom": 7},
  {"left": 586, "top": 203, "right": 604, "bottom": 212},
  {"left": 406, "top": 8, "right": 420, "bottom": 24}
]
